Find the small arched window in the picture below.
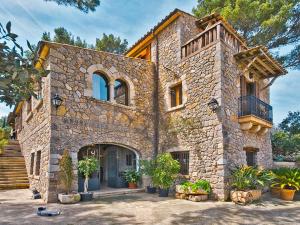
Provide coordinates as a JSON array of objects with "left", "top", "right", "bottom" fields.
[
  {"left": 93, "top": 73, "right": 109, "bottom": 101},
  {"left": 114, "top": 79, "right": 128, "bottom": 105}
]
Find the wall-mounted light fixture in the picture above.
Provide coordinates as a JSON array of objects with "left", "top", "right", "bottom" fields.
[
  {"left": 52, "top": 94, "right": 63, "bottom": 109},
  {"left": 208, "top": 98, "right": 219, "bottom": 112}
]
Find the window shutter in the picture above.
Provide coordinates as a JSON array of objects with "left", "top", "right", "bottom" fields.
[
  {"left": 255, "top": 81, "right": 260, "bottom": 98},
  {"left": 240, "top": 76, "right": 247, "bottom": 96}
]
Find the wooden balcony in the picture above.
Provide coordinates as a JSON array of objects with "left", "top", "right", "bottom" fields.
[{"left": 238, "top": 96, "right": 273, "bottom": 135}]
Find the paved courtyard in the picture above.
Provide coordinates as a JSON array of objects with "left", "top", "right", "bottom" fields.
[{"left": 0, "top": 189, "right": 299, "bottom": 225}]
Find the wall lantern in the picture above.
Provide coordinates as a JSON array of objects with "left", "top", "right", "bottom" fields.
[
  {"left": 208, "top": 98, "right": 219, "bottom": 112},
  {"left": 52, "top": 94, "right": 63, "bottom": 108}
]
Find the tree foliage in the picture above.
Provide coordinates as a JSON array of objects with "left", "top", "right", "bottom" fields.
[
  {"left": 192, "top": 0, "right": 300, "bottom": 69},
  {"left": 272, "top": 111, "right": 300, "bottom": 157},
  {"left": 44, "top": 0, "right": 100, "bottom": 13},
  {"left": 279, "top": 111, "right": 300, "bottom": 135},
  {"left": 0, "top": 21, "right": 44, "bottom": 107},
  {"left": 42, "top": 27, "right": 88, "bottom": 48},
  {"left": 95, "top": 33, "right": 128, "bottom": 54}
]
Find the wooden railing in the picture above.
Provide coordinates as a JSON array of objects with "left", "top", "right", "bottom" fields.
[{"left": 181, "top": 22, "right": 247, "bottom": 59}]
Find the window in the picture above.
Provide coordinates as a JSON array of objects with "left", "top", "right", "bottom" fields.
[
  {"left": 114, "top": 79, "right": 128, "bottom": 105},
  {"left": 171, "top": 151, "right": 189, "bottom": 175},
  {"left": 170, "top": 83, "right": 183, "bottom": 108},
  {"left": 126, "top": 153, "right": 136, "bottom": 167},
  {"left": 246, "top": 151, "right": 257, "bottom": 166},
  {"left": 93, "top": 73, "right": 109, "bottom": 101},
  {"left": 35, "top": 151, "right": 41, "bottom": 176},
  {"left": 30, "top": 152, "right": 35, "bottom": 175}
]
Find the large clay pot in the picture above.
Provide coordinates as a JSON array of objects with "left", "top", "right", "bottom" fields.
[
  {"left": 248, "top": 189, "right": 262, "bottom": 201},
  {"left": 58, "top": 193, "right": 81, "bottom": 204},
  {"left": 280, "top": 189, "right": 296, "bottom": 201},
  {"left": 128, "top": 182, "right": 137, "bottom": 189},
  {"left": 230, "top": 190, "right": 262, "bottom": 204}
]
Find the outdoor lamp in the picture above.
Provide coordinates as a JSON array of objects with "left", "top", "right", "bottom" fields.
[
  {"left": 52, "top": 94, "right": 63, "bottom": 108},
  {"left": 208, "top": 98, "right": 219, "bottom": 112}
]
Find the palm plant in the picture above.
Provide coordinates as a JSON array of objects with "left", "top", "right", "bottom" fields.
[
  {"left": 271, "top": 168, "right": 300, "bottom": 190},
  {"left": 230, "top": 166, "right": 273, "bottom": 191}
]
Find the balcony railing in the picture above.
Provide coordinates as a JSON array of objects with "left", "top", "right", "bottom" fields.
[{"left": 238, "top": 96, "right": 273, "bottom": 123}]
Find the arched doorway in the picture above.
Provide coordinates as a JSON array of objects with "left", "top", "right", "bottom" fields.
[{"left": 78, "top": 144, "right": 138, "bottom": 192}]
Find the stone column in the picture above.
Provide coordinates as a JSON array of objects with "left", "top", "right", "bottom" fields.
[{"left": 109, "top": 80, "right": 115, "bottom": 102}]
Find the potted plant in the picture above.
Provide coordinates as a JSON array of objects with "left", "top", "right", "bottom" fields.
[
  {"left": 176, "top": 180, "right": 211, "bottom": 201},
  {"left": 78, "top": 156, "right": 99, "bottom": 201},
  {"left": 140, "top": 159, "right": 157, "bottom": 193},
  {"left": 271, "top": 167, "right": 300, "bottom": 201},
  {"left": 230, "top": 166, "right": 272, "bottom": 204},
  {"left": 270, "top": 168, "right": 285, "bottom": 197},
  {"left": 152, "top": 153, "right": 180, "bottom": 197},
  {"left": 123, "top": 169, "right": 141, "bottom": 189},
  {"left": 58, "top": 150, "right": 81, "bottom": 204}
]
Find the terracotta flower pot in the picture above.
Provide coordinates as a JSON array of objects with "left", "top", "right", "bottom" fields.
[
  {"left": 280, "top": 189, "right": 296, "bottom": 201},
  {"left": 128, "top": 182, "right": 137, "bottom": 189}
]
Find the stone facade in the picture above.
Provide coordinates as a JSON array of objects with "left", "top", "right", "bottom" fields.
[{"left": 15, "top": 10, "right": 277, "bottom": 202}]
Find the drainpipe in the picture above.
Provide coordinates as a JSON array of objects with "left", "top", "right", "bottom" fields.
[{"left": 152, "top": 31, "right": 160, "bottom": 158}]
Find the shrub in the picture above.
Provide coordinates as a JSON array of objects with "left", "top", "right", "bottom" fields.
[
  {"left": 58, "top": 150, "right": 74, "bottom": 194},
  {"left": 271, "top": 167, "right": 300, "bottom": 190},
  {"left": 181, "top": 179, "right": 212, "bottom": 194},
  {"left": 230, "top": 165, "right": 273, "bottom": 191},
  {"left": 152, "top": 153, "right": 180, "bottom": 189},
  {"left": 123, "top": 169, "right": 141, "bottom": 183}
]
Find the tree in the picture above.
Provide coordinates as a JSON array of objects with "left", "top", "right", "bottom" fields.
[
  {"left": 272, "top": 111, "right": 300, "bottom": 157},
  {"left": 279, "top": 111, "right": 300, "bottom": 135},
  {"left": 0, "top": 21, "right": 44, "bottom": 107},
  {"left": 95, "top": 33, "right": 128, "bottom": 54},
  {"left": 192, "top": 0, "right": 300, "bottom": 69},
  {"left": 42, "top": 27, "right": 88, "bottom": 48},
  {"left": 44, "top": 0, "right": 100, "bottom": 13}
]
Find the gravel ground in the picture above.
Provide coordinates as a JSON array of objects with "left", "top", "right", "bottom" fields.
[{"left": 0, "top": 189, "right": 299, "bottom": 225}]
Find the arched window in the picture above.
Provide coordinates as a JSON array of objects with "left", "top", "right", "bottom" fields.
[
  {"left": 93, "top": 73, "right": 109, "bottom": 101},
  {"left": 114, "top": 79, "right": 128, "bottom": 105}
]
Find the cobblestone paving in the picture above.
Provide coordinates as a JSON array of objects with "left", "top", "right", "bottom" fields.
[{"left": 0, "top": 189, "right": 299, "bottom": 225}]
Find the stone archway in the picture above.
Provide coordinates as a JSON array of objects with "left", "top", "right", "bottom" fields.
[{"left": 77, "top": 143, "right": 139, "bottom": 192}]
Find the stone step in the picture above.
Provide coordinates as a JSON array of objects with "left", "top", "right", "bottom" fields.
[
  {"left": 0, "top": 172, "right": 28, "bottom": 177},
  {"left": 3, "top": 145, "right": 21, "bottom": 150},
  {"left": 0, "top": 178, "right": 29, "bottom": 183},
  {"left": 0, "top": 177, "right": 28, "bottom": 181},
  {"left": 93, "top": 188, "right": 145, "bottom": 199},
  {"left": 0, "top": 157, "right": 25, "bottom": 161},
  {"left": 0, "top": 183, "right": 29, "bottom": 190}
]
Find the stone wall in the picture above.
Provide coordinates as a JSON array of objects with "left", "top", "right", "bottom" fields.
[
  {"left": 46, "top": 43, "right": 155, "bottom": 202},
  {"left": 17, "top": 70, "right": 52, "bottom": 201},
  {"left": 220, "top": 41, "right": 273, "bottom": 190}
]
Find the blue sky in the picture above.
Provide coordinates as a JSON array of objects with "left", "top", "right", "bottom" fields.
[{"left": 0, "top": 0, "right": 299, "bottom": 125}]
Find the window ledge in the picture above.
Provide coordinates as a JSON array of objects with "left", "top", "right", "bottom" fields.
[
  {"left": 166, "top": 104, "right": 185, "bottom": 112},
  {"left": 89, "top": 97, "right": 136, "bottom": 111},
  {"left": 25, "top": 112, "right": 33, "bottom": 122}
]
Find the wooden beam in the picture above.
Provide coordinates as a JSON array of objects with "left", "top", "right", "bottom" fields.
[
  {"left": 255, "top": 57, "right": 276, "bottom": 75},
  {"left": 251, "top": 62, "right": 269, "bottom": 77}
]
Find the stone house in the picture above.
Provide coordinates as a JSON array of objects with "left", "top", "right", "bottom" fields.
[{"left": 10, "top": 9, "right": 286, "bottom": 202}]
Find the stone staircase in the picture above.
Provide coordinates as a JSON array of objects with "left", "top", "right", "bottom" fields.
[{"left": 0, "top": 140, "right": 29, "bottom": 190}]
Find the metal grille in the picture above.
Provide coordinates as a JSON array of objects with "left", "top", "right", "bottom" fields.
[
  {"left": 238, "top": 95, "right": 273, "bottom": 123},
  {"left": 171, "top": 151, "right": 189, "bottom": 175}
]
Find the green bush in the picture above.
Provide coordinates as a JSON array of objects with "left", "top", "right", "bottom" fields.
[
  {"left": 181, "top": 179, "right": 212, "bottom": 194},
  {"left": 78, "top": 156, "right": 99, "bottom": 193},
  {"left": 58, "top": 150, "right": 74, "bottom": 194},
  {"left": 230, "top": 166, "right": 273, "bottom": 191},
  {"left": 271, "top": 167, "right": 300, "bottom": 190},
  {"left": 140, "top": 159, "right": 156, "bottom": 186},
  {"left": 152, "top": 153, "right": 180, "bottom": 189},
  {"left": 123, "top": 169, "right": 141, "bottom": 183}
]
